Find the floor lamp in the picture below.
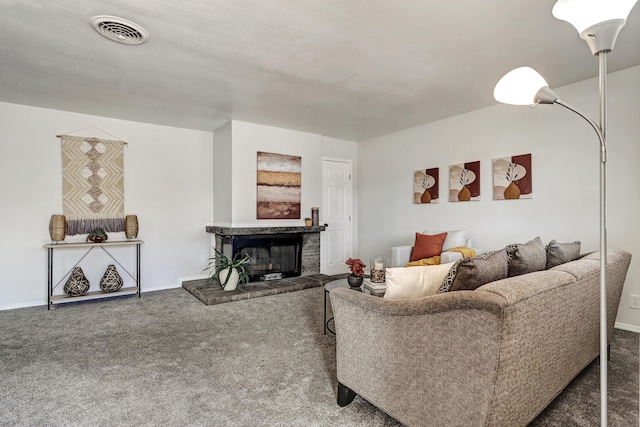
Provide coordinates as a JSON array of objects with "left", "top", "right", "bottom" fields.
[{"left": 493, "top": 2, "right": 637, "bottom": 425}]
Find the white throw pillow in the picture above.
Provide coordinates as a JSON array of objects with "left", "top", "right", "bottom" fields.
[
  {"left": 384, "top": 263, "right": 455, "bottom": 300},
  {"left": 423, "top": 230, "right": 466, "bottom": 251}
]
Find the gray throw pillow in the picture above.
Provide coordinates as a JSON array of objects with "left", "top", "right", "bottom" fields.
[
  {"left": 506, "top": 236, "right": 547, "bottom": 277},
  {"left": 440, "top": 249, "right": 508, "bottom": 293},
  {"left": 546, "top": 240, "right": 581, "bottom": 269}
]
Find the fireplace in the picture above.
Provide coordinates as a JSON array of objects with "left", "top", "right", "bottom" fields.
[
  {"left": 207, "top": 225, "right": 326, "bottom": 282},
  {"left": 222, "top": 234, "right": 302, "bottom": 282}
]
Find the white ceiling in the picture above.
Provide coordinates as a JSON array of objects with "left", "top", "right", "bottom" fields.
[{"left": 1, "top": 1, "right": 639, "bottom": 141}]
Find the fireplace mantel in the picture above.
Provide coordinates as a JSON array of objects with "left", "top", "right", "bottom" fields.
[
  {"left": 206, "top": 225, "right": 326, "bottom": 235},
  {"left": 206, "top": 225, "right": 326, "bottom": 278}
]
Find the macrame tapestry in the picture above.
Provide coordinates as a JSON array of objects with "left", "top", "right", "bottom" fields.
[{"left": 61, "top": 135, "right": 125, "bottom": 235}]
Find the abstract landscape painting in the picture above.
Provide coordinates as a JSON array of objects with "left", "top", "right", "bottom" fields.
[
  {"left": 256, "top": 151, "right": 301, "bottom": 219},
  {"left": 493, "top": 153, "right": 532, "bottom": 200},
  {"left": 413, "top": 167, "right": 439, "bottom": 204},
  {"left": 449, "top": 161, "right": 480, "bottom": 202}
]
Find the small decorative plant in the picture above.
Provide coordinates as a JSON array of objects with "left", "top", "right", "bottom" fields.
[
  {"left": 345, "top": 258, "right": 366, "bottom": 277},
  {"left": 87, "top": 228, "right": 108, "bottom": 243},
  {"left": 204, "top": 248, "right": 251, "bottom": 288},
  {"left": 304, "top": 217, "right": 313, "bottom": 226}
]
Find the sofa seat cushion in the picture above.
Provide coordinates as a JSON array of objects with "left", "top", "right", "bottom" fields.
[
  {"left": 384, "top": 262, "right": 455, "bottom": 300},
  {"left": 440, "top": 249, "right": 509, "bottom": 293},
  {"left": 410, "top": 232, "right": 448, "bottom": 262},
  {"left": 507, "top": 236, "right": 547, "bottom": 277}
]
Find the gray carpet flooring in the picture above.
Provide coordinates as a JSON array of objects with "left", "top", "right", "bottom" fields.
[{"left": 0, "top": 287, "right": 637, "bottom": 426}]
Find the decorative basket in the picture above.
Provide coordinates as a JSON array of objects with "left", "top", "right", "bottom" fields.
[
  {"left": 64, "top": 267, "right": 90, "bottom": 296},
  {"left": 100, "top": 265, "right": 123, "bottom": 293}
]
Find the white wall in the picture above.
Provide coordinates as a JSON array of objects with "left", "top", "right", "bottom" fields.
[
  {"left": 223, "top": 120, "right": 324, "bottom": 226},
  {"left": 0, "top": 102, "right": 213, "bottom": 309},
  {"left": 358, "top": 66, "right": 640, "bottom": 331},
  {"left": 213, "top": 121, "right": 232, "bottom": 225}
]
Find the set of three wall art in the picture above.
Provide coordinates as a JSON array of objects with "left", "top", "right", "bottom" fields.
[{"left": 413, "top": 153, "right": 532, "bottom": 204}]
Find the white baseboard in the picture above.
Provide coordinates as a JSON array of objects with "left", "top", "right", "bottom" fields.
[
  {"left": 0, "top": 300, "right": 45, "bottom": 311},
  {"left": 615, "top": 322, "right": 640, "bottom": 333}
]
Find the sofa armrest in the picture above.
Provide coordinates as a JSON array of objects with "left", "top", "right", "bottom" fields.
[
  {"left": 440, "top": 251, "right": 462, "bottom": 263},
  {"left": 390, "top": 245, "right": 413, "bottom": 267},
  {"left": 330, "top": 288, "right": 506, "bottom": 427}
]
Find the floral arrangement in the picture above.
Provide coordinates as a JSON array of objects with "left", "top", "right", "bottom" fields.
[{"left": 345, "top": 258, "right": 366, "bottom": 277}]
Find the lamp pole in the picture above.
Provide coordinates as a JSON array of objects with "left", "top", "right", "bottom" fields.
[{"left": 597, "top": 50, "right": 608, "bottom": 424}]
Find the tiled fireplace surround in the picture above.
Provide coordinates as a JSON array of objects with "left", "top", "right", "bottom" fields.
[
  {"left": 182, "top": 225, "right": 338, "bottom": 305},
  {"left": 207, "top": 225, "right": 326, "bottom": 277}
]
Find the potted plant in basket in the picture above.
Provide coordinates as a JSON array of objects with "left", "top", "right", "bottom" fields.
[
  {"left": 204, "top": 248, "right": 252, "bottom": 291},
  {"left": 345, "top": 258, "right": 366, "bottom": 288}
]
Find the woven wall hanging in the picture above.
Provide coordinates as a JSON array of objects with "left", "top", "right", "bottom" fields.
[{"left": 60, "top": 135, "right": 126, "bottom": 235}]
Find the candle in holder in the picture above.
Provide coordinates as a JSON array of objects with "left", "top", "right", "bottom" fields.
[{"left": 370, "top": 256, "right": 386, "bottom": 283}]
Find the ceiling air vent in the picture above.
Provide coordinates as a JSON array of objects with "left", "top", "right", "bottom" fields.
[{"left": 90, "top": 15, "right": 149, "bottom": 45}]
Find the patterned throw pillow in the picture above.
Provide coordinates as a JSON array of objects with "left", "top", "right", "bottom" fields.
[
  {"left": 506, "top": 236, "right": 547, "bottom": 277},
  {"left": 545, "top": 240, "right": 581, "bottom": 269},
  {"left": 439, "top": 249, "right": 508, "bottom": 293}
]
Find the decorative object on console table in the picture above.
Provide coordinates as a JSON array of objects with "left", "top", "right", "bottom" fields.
[
  {"left": 48, "top": 214, "right": 66, "bottom": 243},
  {"left": 345, "top": 258, "right": 365, "bottom": 290},
  {"left": 304, "top": 217, "right": 312, "bottom": 226},
  {"left": 64, "top": 267, "right": 90, "bottom": 296},
  {"left": 311, "top": 207, "right": 319, "bottom": 226},
  {"left": 100, "top": 265, "right": 123, "bottom": 292},
  {"left": 370, "top": 256, "right": 388, "bottom": 283},
  {"left": 87, "top": 228, "right": 108, "bottom": 243},
  {"left": 125, "top": 215, "right": 139, "bottom": 239},
  {"left": 204, "top": 248, "right": 251, "bottom": 291}
]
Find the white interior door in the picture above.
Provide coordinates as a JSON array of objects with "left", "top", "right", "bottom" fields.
[{"left": 321, "top": 159, "right": 353, "bottom": 275}]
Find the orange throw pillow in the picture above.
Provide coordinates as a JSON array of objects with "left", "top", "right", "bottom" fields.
[{"left": 410, "top": 232, "right": 448, "bottom": 262}]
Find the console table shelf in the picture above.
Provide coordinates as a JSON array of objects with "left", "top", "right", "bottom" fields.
[{"left": 44, "top": 240, "right": 143, "bottom": 310}]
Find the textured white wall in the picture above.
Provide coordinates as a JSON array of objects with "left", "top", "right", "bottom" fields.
[
  {"left": 0, "top": 102, "right": 213, "bottom": 309},
  {"left": 227, "top": 120, "right": 324, "bottom": 226},
  {"left": 213, "top": 121, "right": 233, "bottom": 226},
  {"left": 358, "top": 66, "right": 640, "bottom": 330}
]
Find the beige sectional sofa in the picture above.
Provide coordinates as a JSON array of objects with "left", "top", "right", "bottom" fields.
[{"left": 330, "top": 249, "right": 631, "bottom": 426}]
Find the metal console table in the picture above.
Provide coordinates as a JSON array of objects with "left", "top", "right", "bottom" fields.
[{"left": 44, "top": 240, "right": 143, "bottom": 310}]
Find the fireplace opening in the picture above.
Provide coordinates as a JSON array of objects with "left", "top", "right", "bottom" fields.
[{"left": 223, "top": 233, "right": 302, "bottom": 282}]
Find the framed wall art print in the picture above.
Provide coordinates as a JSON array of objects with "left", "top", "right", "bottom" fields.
[
  {"left": 493, "top": 153, "right": 532, "bottom": 200},
  {"left": 449, "top": 161, "right": 480, "bottom": 202},
  {"left": 413, "top": 167, "right": 439, "bottom": 204}
]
